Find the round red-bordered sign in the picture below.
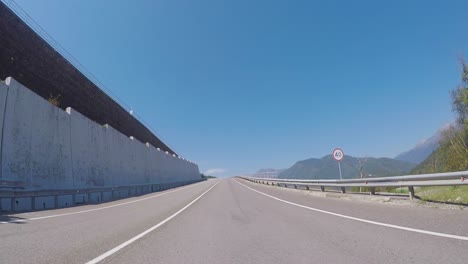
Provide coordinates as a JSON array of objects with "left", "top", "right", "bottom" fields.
[{"left": 332, "top": 148, "right": 344, "bottom": 162}]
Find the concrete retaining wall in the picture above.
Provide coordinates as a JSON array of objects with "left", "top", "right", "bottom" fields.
[
  {"left": 2, "top": 77, "right": 74, "bottom": 189},
  {"left": 0, "top": 78, "right": 200, "bottom": 195}
]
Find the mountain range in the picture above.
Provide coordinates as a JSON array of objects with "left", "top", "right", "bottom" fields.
[
  {"left": 278, "top": 155, "right": 416, "bottom": 180},
  {"left": 253, "top": 127, "right": 447, "bottom": 180},
  {"left": 394, "top": 127, "right": 446, "bottom": 164}
]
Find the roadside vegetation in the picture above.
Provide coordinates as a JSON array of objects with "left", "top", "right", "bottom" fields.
[
  {"left": 411, "top": 60, "right": 468, "bottom": 204},
  {"left": 412, "top": 60, "right": 468, "bottom": 174},
  {"left": 47, "top": 93, "right": 61, "bottom": 107},
  {"left": 404, "top": 60, "right": 467, "bottom": 204},
  {"left": 416, "top": 186, "right": 468, "bottom": 204}
]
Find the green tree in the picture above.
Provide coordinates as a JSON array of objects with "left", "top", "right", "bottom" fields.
[
  {"left": 444, "top": 60, "right": 468, "bottom": 170},
  {"left": 451, "top": 61, "right": 468, "bottom": 126}
]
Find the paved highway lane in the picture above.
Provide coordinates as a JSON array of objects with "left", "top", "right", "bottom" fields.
[
  {"left": 0, "top": 180, "right": 219, "bottom": 264},
  {"left": 1, "top": 178, "right": 468, "bottom": 264}
]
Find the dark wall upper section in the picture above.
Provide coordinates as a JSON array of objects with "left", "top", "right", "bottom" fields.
[{"left": 0, "top": 3, "right": 176, "bottom": 155}]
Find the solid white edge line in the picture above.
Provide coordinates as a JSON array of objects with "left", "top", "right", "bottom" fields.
[
  {"left": 1, "top": 180, "right": 208, "bottom": 224},
  {"left": 84, "top": 179, "right": 222, "bottom": 264},
  {"left": 234, "top": 179, "right": 468, "bottom": 241}
]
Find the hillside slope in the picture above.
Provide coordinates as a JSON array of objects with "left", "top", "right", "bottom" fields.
[{"left": 410, "top": 145, "right": 446, "bottom": 174}]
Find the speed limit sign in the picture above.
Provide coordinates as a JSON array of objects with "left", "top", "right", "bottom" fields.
[{"left": 332, "top": 148, "right": 344, "bottom": 162}]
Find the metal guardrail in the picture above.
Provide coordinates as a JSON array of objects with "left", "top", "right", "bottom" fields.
[
  {"left": 0, "top": 179, "right": 206, "bottom": 212},
  {"left": 239, "top": 170, "right": 468, "bottom": 200}
]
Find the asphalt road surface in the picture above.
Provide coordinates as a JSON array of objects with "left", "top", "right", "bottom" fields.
[{"left": 1, "top": 178, "right": 468, "bottom": 264}]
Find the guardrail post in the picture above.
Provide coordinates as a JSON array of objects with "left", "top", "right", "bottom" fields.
[
  {"left": 408, "top": 186, "right": 415, "bottom": 200},
  {"left": 340, "top": 187, "right": 346, "bottom": 193},
  {"left": 369, "top": 187, "right": 375, "bottom": 195},
  {"left": 320, "top": 186, "right": 325, "bottom": 192},
  {"left": 305, "top": 185, "right": 310, "bottom": 190},
  {"left": 294, "top": 184, "right": 297, "bottom": 189}
]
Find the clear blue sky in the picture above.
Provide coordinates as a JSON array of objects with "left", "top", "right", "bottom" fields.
[{"left": 12, "top": 0, "right": 468, "bottom": 177}]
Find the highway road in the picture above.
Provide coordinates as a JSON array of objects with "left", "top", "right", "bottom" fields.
[{"left": 1, "top": 178, "right": 468, "bottom": 264}]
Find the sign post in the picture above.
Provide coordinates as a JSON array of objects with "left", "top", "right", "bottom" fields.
[
  {"left": 332, "top": 148, "right": 344, "bottom": 180},
  {"left": 332, "top": 148, "right": 345, "bottom": 193}
]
